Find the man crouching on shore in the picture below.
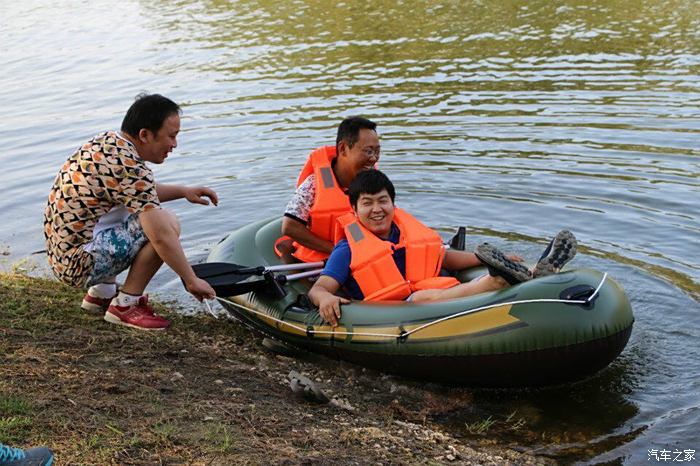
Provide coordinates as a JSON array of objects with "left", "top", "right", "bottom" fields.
[{"left": 44, "top": 93, "right": 217, "bottom": 330}]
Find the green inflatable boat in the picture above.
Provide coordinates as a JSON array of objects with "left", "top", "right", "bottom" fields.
[{"left": 205, "top": 217, "right": 634, "bottom": 387}]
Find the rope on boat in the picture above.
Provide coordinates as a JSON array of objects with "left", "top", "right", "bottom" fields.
[
  {"left": 212, "top": 273, "right": 608, "bottom": 340},
  {"left": 589, "top": 272, "right": 608, "bottom": 302}
]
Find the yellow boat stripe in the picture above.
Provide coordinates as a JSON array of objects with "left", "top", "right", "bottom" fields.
[
  {"left": 237, "top": 297, "right": 519, "bottom": 343},
  {"left": 404, "top": 304, "right": 518, "bottom": 340},
  {"left": 348, "top": 304, "right": 517, "bottom": 342}
]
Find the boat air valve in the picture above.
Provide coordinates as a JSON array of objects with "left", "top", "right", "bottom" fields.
[{"left": 560, "top": 284, "right": 598, "bottom": 309}]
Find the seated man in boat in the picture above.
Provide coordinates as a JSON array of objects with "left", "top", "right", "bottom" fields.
[
  {"left": 44, "top": 93, "right": 218, "bottom": 330},
  {"left": 277, "top": 116, "right": 380, "bottom": 263},
  {"left": 308, "top": 170, "right": 577, "bottom": 326}
]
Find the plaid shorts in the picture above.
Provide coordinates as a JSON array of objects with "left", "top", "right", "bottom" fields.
[{"left": 85, "top": 213, "right": 148, "bottom": 286}]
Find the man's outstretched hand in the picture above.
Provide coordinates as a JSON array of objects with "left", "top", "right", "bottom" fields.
[{"left": 184, "top": 186, "right": 218, "bottom": 206}]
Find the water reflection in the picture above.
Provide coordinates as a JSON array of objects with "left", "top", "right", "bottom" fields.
[{"left": 429, "top": 350, "right": 640, "bottom": 461}]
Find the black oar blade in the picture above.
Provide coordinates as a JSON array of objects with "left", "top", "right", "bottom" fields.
[
  {"left": 192, "top": 262, "right": 268, "bottom": 296},
  {"left": 191, "top": 262, "right": 253, "bottom": 279}
]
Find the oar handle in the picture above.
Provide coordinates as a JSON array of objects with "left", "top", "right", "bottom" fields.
[
  {"left": 237, "top": 261, "right": 325, "bottom": 275},
  {"left": 278, "top": 268, "right": 323, "bottom": 284},
  {"left": 228, "top": 261, "right": 326, "bottom": 276},
  {"left": 263, "top": 261, "right": 325, "bottom": 273}
]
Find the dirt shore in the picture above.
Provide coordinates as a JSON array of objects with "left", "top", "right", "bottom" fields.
[{"left": 0, "top": 272, "right": 555, "bottom": 465}]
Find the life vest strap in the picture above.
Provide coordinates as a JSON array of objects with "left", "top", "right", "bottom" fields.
[
  {"left": 364, "top": 281, "right": 412, "bottom": 302},
  {"left": 292, "top": 244, "right": 330, "bottom": 263}
]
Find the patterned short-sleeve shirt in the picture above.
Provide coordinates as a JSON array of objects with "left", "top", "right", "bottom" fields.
[
  {"left": 284, "top": 175, "right": 316, "bottom": 224},
  {"left": 44, "top": 131, "right": 160, "bottom": 286}
]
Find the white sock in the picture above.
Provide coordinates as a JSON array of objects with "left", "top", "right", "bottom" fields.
[
  {"left": 88, "top": 283, "right": 118, "bottom": 299},
  {"left": 112, "top": 291, "right": 141, "bottom": 307}
]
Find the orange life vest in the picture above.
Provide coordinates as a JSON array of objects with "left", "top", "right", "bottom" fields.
[
  {"left": 291, "top": 145, "right": 353, "bottom": 263},
  {"left": 338, "top": 208, "right": 460, "bottom": 301}
]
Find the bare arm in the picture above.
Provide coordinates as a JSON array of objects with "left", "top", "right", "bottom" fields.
[
  {"left": 308, "top": 275, "right": 349, "bottom": 327},
  {"left": 281, "top": 216, "right": 334, "bottom": 254},
  {"left": 156, "top": 183, "right": 219, "bottom": 205},
  {"left": 140, "top": 209, "right": 215, "bottom": 301}
]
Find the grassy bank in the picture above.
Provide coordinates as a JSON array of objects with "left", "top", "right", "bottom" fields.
[{"left": 0, "top": 272, "right": 552, "bottom": 465}]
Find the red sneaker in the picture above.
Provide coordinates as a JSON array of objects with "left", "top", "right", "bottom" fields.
[
  {"left": 104, "top": 296, "right": 170, "bottom": 330},
  {"left": 81, "top": 293, "right": 114, "bottom": 314}
]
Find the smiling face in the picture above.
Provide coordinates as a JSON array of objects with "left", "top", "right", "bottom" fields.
[
  {"left": 339, "top": 128, "right": 380, "bottom": 175},
  {"left": 353, "top": 188, "right": 395, "bottom": 239},
  {"left": 137, "top": 113, "right": 180, "bottom": 164}
]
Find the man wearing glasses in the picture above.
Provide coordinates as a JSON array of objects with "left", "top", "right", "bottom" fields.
[{"left": 277, "top": 117, "right": 381, "bottom": 263}]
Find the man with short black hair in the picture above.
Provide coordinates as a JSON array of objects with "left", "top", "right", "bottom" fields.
[
  {"left": 44, "top": 93, "right": 217, "bottom": 330},
  {"left": 309, "top": 170, "right": 577, "bottom": 326},
  {"left": 278, "top": 116, "right": 380, "bottom": 263}
]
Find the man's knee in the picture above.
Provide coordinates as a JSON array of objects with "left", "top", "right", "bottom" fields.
[
  {"left": 160, "top": 209, "right": 181, "bottom": 236},
  {"left": 480, "top": 274, "right": 508, "bottom": 290}
]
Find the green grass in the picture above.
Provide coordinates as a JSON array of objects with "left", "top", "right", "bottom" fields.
[
  {"left": 206, "top": 423, "right": 239, "bottom": 454},
  {"left": 0, "top": 395, "right": 32, "bottom": 416},
  {"left": 465, "top": 415, "right": 496, "bottom": 434},
  {"left": 465, "top": 410, "right": 528, "bottom": 435},
  {"left": 151, "top": 421, "right": 177, "bottom": 444},
  {"left": 0, "top": 271, "right": 547, "bottom": 465},
  {"left": 0, "top": 395, "right": 34, "bottom": 444},
  {"left": 0, "top": 416, "right": 33, "bottom": 444},
  {"left": 504, "top": 410, "right": 527, "bottom": 431}
]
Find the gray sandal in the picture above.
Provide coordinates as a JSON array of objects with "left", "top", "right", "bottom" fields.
[
  {"left": 475, "top": 243, "right": 531, "bottom": 285},
  {"left": 532, "top": 230, "right": 577, "bottom": 278}
]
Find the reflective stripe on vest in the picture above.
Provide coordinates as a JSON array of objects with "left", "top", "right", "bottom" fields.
[
  {"left": 292, "top": 146, "right": 353, "bottom": 263},
  {"left": 338, "top": 208, "right": 459, "bottom": 301}
]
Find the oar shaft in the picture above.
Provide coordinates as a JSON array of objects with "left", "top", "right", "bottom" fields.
[
  {"left": 263, "top": 268, "right": 323, "bottom": 298},
  {"left": 282, "top": 269, "right": 323, "bottom": 282},
  {"left": 263, "top": 261, "right": 325, "bottom": 273}
]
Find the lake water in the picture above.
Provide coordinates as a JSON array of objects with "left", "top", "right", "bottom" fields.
[{"left": 1, "top": 1, "right": 698, "bottom": 464}]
